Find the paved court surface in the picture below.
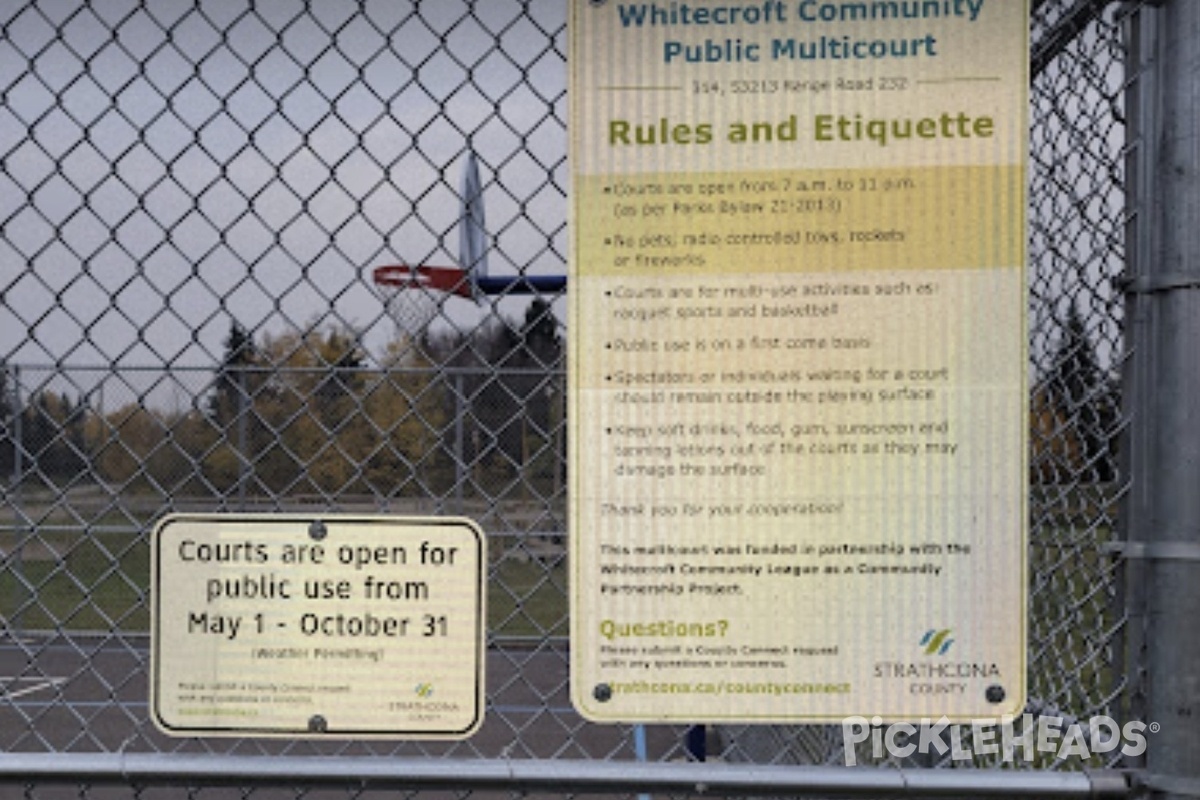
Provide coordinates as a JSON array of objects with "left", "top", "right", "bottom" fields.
[{"left": 0, "top": 632, "right": 686, "bottom": 761}]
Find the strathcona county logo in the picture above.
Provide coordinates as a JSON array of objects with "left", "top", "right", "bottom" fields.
[
  {"left": 873, "top": 629, "right": 1000, "bottom": 686},
  {"left": 920, "top": 628, "right": 954, "bottom": 656},
  {"left": 415, "top": 683, "right": 434, "bottom": 698}
]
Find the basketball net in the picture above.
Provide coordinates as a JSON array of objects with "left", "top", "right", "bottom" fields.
[
  {"left": 373, "top": 264, "right": 473, "bottom": 342},
  {"left": 374, "top": 152, "right": 487, "bottom": 343}
]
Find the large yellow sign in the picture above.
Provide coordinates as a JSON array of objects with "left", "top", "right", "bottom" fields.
[
  {"left": 569, "top": 0, "right": 1028, "bottom": 722},
  {"left": 151, "top": 515, "right": 484, "bottom": 738}
]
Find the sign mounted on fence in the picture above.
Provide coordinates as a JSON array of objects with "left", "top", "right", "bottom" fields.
[
  {"left": 569, "top": 1, "right": 1029, "bottom": 722},
  {"left": 151, "top": 514, "right": 485, "bottom": 739}
]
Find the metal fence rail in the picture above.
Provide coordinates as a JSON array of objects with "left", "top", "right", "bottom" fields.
[
  {"left": 0, "top": 0, "right": 1161, "bottom": 794},
  {"left": 0, "top": 754, "right": 1136, "bottom": 798}
]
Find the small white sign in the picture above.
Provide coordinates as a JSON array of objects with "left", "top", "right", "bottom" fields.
[{"left": 151, "top": 514, "right": 484, "bottom": 738}]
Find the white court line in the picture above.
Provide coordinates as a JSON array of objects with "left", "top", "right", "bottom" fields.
[{"left": 1, "top": 677, "right": 65, "bottom": 700}]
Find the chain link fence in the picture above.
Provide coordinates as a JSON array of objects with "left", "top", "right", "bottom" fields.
[{"left": 0, "top": 0, "right": 1148, "bottom": 793}]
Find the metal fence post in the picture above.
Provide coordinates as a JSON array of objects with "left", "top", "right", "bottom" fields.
[
  {"left": 1124, "top": 2, "right": 1200, "bottom": 797},
  {"left": 7, "top": 364, "right": 26, "bottom": 635},
  {"left": 236, "top": 368, "right": 249, "bottom": 510},
  {"left": 7, "top": 364, "right": 18, "bottom": 489},
  {"left": 455, "top": 371, "right": 466, "bottom": 513}
]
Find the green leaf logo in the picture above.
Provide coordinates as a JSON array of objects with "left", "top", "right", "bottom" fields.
[{"left": 920, "top": 629, "right": 954, "bottom": 656}]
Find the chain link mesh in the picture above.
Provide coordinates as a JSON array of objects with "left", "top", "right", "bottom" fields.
[{"left": 0, "top": 0, "right": 1147, "bottom": 791}]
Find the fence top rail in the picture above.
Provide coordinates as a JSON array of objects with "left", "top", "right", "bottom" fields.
[{"left": 0, "top": 754, "right": 1133, "bottom": 798}]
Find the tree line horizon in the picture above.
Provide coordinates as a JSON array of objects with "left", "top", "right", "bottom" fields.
[
  {"left": 1, "top": 302, "right": 1117, "bottom": 498},
  {"left": 1, "top": 298, "right": 564, "bottom": 502}
]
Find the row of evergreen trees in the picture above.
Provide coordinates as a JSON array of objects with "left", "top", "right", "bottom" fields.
[
  {"left": 0, "top": 380, "right": 89, "bottom": 483},
  {"left": 1, "top": 302, "right": 1118, "bottom": 494},
  {"left": 0, "top": 299, "right": 564, "bottom": 501}
]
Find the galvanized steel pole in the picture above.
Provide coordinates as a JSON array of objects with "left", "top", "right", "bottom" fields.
[
  {"left": 1124, "top": 2, "right": 1200, "bottom": 798},
  {"left": 0, "top": 754, "right": 1132, "bottom": 798}
]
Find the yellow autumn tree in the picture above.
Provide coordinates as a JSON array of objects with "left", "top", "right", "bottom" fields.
[
  {"left": 360, "top": 337, "right": 451, "bottom": 497},
  {"left": 245, "top": 325, "right": 449, "bottom": 498}
]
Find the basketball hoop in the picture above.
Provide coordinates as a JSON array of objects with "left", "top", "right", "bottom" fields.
[
  {"left": 371, "top": 153, "right": 566, "bottom": 341},
  {"left": 373, "top": 264, "right": 473, "bottom": 341}
]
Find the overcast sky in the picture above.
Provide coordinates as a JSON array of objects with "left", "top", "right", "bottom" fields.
[{"left": 1, "top": 0, "right": 568, "bottom": 396}]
